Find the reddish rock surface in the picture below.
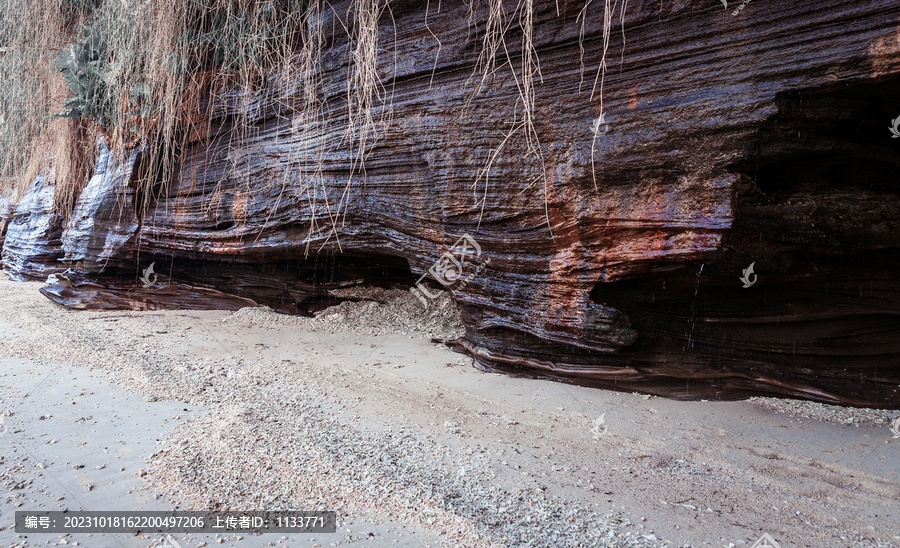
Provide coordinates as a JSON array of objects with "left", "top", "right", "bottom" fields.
[{"left": 3, "top": 0, "right": 900, "bottom": 407}]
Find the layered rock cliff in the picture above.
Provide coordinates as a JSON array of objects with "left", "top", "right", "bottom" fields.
[{"left": 3, "top": 0, "right": 900, "bottom": 407}]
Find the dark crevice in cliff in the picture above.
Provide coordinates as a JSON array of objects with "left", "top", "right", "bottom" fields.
[
  {"left": 40, "top": 250, "right": 422, "bottom": 317},
  {"left": 463, "top": 76, "right": 900, "bottom": 407},
  {"left": 738, "top": 75, "right": 900, "bottom": 197},
  {"left": 571, "top": 76, "right": 900, "bottom": 406},
  {"left": 166, "top": 251, "right": 421, "bottom": 315},
  {"left": 728, "top": 76, "right": 900, "bottom": 255}
]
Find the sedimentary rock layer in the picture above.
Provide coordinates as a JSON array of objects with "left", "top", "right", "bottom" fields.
[{"left": 3, "top": 0, "right": 900, "bottom": 407}]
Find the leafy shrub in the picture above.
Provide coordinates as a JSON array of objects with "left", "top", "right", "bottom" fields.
[
  {"left": 49, "top": 1, "right": 307, "bottom": 141},
  {"left": 52, "top": 23, "right": 153, "bottom": 143},
  {"left": 52, "top": 25, "right": 113, "bottom": 124}
]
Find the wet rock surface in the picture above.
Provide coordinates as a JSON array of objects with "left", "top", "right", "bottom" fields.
[
  {"left": 2, "top": 0, "right": 900, "bottom": 407},
  {"left": 1, "top": 174, "right": 66, "bottom": 282}
]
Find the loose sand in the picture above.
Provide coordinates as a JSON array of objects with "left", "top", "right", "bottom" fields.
[{"left": 0, "top": 272, "right": 898, "bottom": 547}]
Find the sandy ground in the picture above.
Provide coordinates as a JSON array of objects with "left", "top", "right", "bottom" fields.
[{"left": 0, "top": 272, "right": 898, "bottom": 548}]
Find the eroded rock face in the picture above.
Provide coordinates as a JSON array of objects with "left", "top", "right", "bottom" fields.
[
  {"left": 1, "top": 173, "right": 67, "bottom": 281},
  {"left": 0, "top": 194, "right": 13, "bottom": 248},
  {"left": 3, "top": 0, "right": 900, "bottom": 407},
  {"left": 40, "top": 270, "right": 262, "bottom": 311},
  {"left": 62, "top": 140, "right": 141, "bottom": 274}
]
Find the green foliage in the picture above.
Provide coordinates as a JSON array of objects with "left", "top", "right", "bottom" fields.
[
  {"left": 52, "top": 25, "right": 113, "bottom": 124},
  {"left": 50, "top": 0, "right": 307, "bottom": 135},
  {"left": 51, "top": 22, "right": 154, "bottom": 147}
]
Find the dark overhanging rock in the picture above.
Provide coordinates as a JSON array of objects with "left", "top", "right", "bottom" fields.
[{"left": 2, "top": 0, "right": 899, "bottom": 408}]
